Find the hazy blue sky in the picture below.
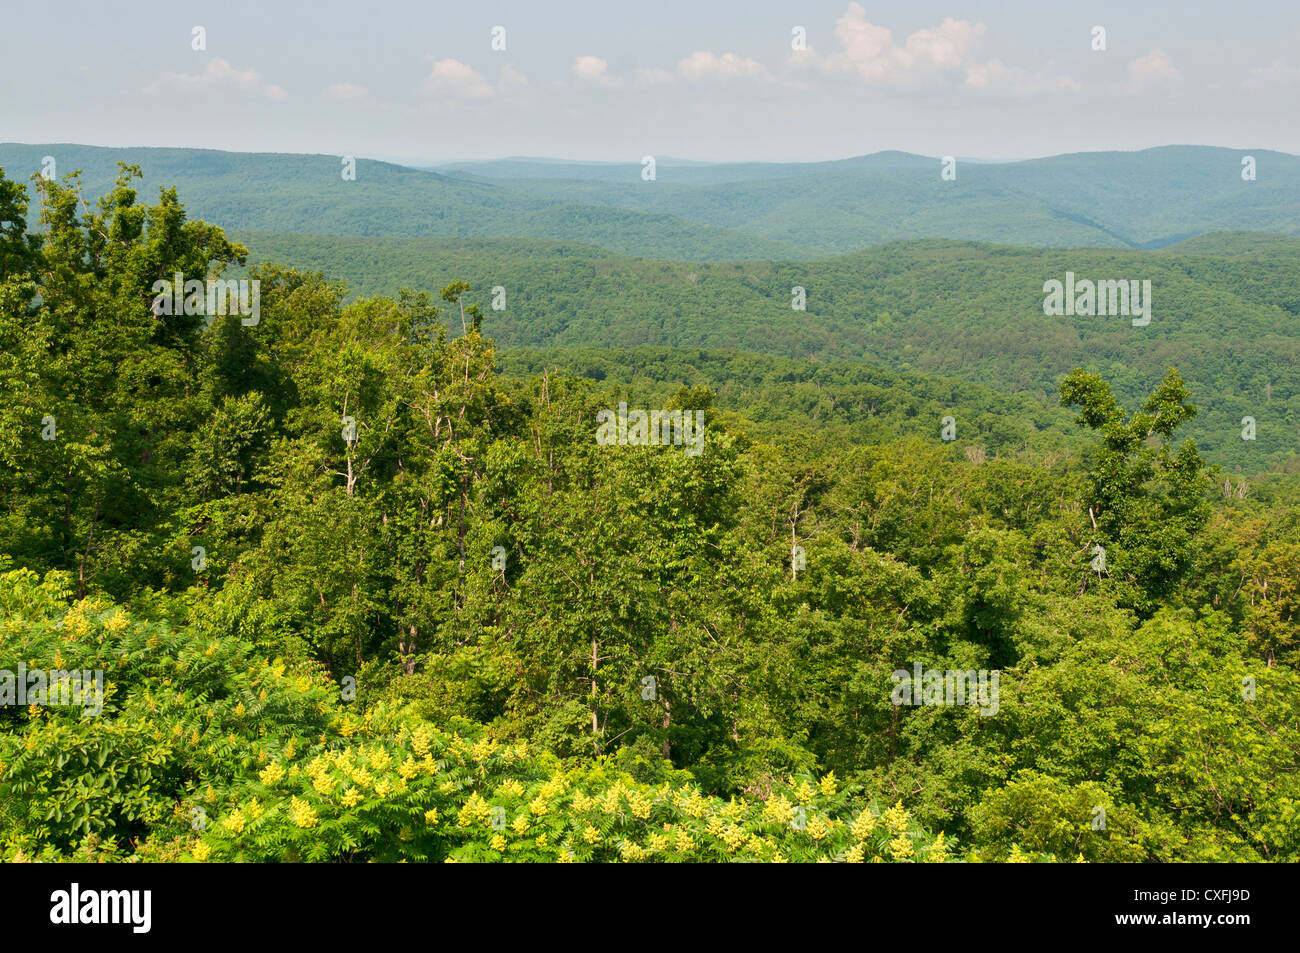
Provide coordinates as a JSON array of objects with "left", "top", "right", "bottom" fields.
[{"left": 4, "top": 1, "right": 1298, "bottom": 162}]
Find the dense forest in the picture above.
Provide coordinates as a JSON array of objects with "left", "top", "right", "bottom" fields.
[
  {"left": 1, "top": 164, "right": 1298, "bottom": 863},
  {"left": 232, "top": 230, "right": 1300, "bottom": 471}
]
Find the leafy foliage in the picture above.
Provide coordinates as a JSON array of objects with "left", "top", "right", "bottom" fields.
[{"left": 1, "top": 164, "right": 1297, "bottom": 863}]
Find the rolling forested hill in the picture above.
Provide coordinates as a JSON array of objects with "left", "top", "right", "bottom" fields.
[
  {"left": 5, "top": 144, "right": 1290, "bottom": 466},
  {"left": 3, "top": 159, "right": 1299, "bottom": 865},
  {"left": 2, "top": 143, "right": 1298, "bottom": 259},
  {"left": 231, "top": 230, "right": 1300, "bottom": 471}
]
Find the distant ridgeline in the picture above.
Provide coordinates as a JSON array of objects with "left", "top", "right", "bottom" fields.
[{"left": 2, "top": 142, "right": 1299, "bottom": 258}]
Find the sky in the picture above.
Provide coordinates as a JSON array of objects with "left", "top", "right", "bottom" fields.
[{"left": 3, "top": 0, "right": 1298, "bottom": 164}]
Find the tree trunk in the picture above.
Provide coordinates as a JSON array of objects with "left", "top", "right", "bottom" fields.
[
  {"left": 661, "top": 697, "right": 672, "bottom": 760},
  {"left": 591, "top": 634, "right": 600, "bottom": 754},
  {"left": 400, "top": 623, "right": 418, "bottom": 675}
]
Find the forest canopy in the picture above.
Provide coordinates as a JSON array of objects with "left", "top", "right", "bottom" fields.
[{"left": 1, "top": 164, "right": 1297, "bottom": 863}]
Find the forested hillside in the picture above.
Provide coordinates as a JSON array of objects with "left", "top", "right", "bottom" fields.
[
  {"left": 2, "top": 165, "right": 1298, "bottom": 863},
  {"left": 235, "top": 231, "right": 1300, "bottom": 471}
]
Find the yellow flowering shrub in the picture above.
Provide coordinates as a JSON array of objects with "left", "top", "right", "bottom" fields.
[{"left": 0, "top": 566, "right": 957, "bottom": 864}]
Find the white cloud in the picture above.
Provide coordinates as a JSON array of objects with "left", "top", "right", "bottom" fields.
[
  {"left": 822, "top": 4, "right": 984, "bottom": 86},
  {"left": 677, "top": 51, "right": 769, "bottom": 82},
  {"left": 1242, "top": 56, "right": 1300, "bottom": 90},
  {"left": 1116, "top": 49, "right": 1184, "bottom": 95},
  {"left": 142, "top": 58, "right": 286, "bottom": 100},
  {"left": 791, "top": 4, "right": 1072, "bottom": 96},
  {"left": 612, "top": 6, "right": 1073, "bottom": 99},
  {"left": 325, "top": 82, "right": 369, "bottom": 102},
  {"left": 572, "top": 56, "right": 623, "bottom": 89},
  {"left": 499, "top": 66, "right": 529, "bottom": 91},
  {"left": 420, "top": 59, "right": 527, "bottom": 100},
  {"left": 421, "top": 59, "right": 495, "bottom": 99}
]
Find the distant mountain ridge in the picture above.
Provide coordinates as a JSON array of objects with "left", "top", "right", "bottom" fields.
[{"left": 2, "top": 143, "right": 1297, "bottom": 259}]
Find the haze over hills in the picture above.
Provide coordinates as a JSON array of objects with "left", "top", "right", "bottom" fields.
[
  {"left": 3, "top": 142, "right": 1296, "bottom": 469},
  {"left": 2, "top": 143, "right": 1298, "bottom": 260}
]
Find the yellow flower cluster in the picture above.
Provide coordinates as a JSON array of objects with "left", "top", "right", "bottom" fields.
[
  {"left": 887, "top": 834, "right": 914, "bottom": 860},
  {"left": 807, "top": 814, "right": 831, "bottom": 841},
  {"left": 600, "top": 783, "right": 624, "bottom": 815},
  {"left": 457, "top": 793, "right": 493, "bottom": 828},
  {"left": 339, "top": 752, "right": 376, "bottom": 789},
  {"left": 720, "top": 823, "right": 748, "bottom": 852},
  {"left": 538, "top": 775, "right": 566, "bottom": 800},
  {"left": 289, "top": 796, "right": 319, "bottom": 829},
  {"left": 762, "top": 794, "right": 795, "bottom": 826},
  {"left": 677, "top": 788, "right": 710, "bottom": 819},
  {"left": 304, "top": 756, "right": 336, "bottom": 795},
  {"left": 718, "top": 798, "right": 746, "bottom": 823},
  {"left": 850, "top": 808, "right": 877, "bottom": 841},
  {"left": 61, "top": 610, "right": 91, "bottom": 638},
  {"left": 884, "top": 801, "right": 910, "bottom": 834},
  {"left": 410, "top": 724, "right": 434, "bottom": 759},
  {"left": 367, "top": 746, "right": 392, "bottom": 772},
  {"left": 926, "top": 832, "right": 948, "bottom": 863},
  {"left": 499, "top": 779, "right": 525, "bottom": 798},
  {"left": 258, "top": 762, "right": 285, "bottom": 786},
  {"left": 674, "top": 827, "right": 694, "bottom": 853},
  {"left": 221, "top": 811, "right": 246, "bottom": 835}
]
